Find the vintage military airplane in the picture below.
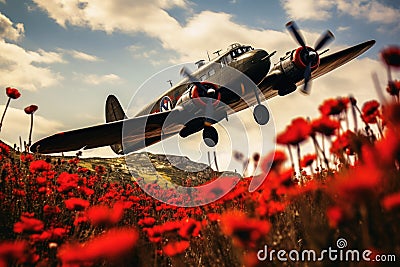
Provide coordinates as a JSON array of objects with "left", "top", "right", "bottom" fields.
[{"left": 31, "top": 21, "right": 375, "bottom": 155}]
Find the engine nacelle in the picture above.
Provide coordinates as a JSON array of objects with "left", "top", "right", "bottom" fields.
[
  {"left": 274, "top": 46, "right": 320, "bottom": 84},
  {"left": 176, "top": 81, "right": 221, "bottom": 107}
]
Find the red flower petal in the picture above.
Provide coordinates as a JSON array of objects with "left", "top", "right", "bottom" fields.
[
  {"left": 5, "top": 87, "right": 21, "bottom": 99},
  {"left": 24, "top": 105, "right": 38, "bottom": 114},
  {"left": 162, "top": 241, "right": 190, "bottom": 257}
]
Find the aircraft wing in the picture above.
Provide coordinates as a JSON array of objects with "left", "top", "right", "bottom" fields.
[
  {"left": 299, "top": 40, "right": 376, "bottom": 85},
  {"left": 30, "top": 110, "right": 183, "bottom": 154}
]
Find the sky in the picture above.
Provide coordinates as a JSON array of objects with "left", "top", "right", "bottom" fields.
[{"left": 0, "top": 0, "right": 399, "bottom": 171}]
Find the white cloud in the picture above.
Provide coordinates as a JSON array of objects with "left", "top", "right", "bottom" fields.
[
  {"left": 80, "top": 73, "right": 122, "bottom": 85},
  {"left": 0, "top": 12, "right": 24, "bottom": 41},
  {"left": 280, "top": 0, "right": 399, "bottom": 24},
  {"left": 0, "top": 105, "right": 63, "bottom": 149},
  {"left": 280, "top": 0, "right": 334, "bottom": 21},
  {"left": 67, "top": 49, "right": 101, "bottom": 62},
  {"left": 0, "top": 12, "right": 64, "bottom": 91},
  {"left": 32, "top": 0, "right": 185, "bottom": 33},
  {"left": 337, "top": 26, "right": 350, "bottom": 32},
  {"left": 30, "top": 0, "right": 327, "bottom": 64},
  {"left": 0, "top": 40, "right": 64, "bottom": 91},
  {"left": 336, "top": 0, "right": 400, "bottom": 24}
]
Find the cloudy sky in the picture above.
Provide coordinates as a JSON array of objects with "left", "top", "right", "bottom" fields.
[{"left": 0, "top": 0, "right": 399, "bottom": 170}]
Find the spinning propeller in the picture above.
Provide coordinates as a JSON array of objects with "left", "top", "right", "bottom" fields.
[
  {"left": 286, "top": 21, "right": 334, "bottom": 94},
  {"left": 180, "top": 67, "right": 219, "bottom": 147}
]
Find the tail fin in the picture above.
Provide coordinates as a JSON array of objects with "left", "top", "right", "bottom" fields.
[{"left": 105, "top": 95, "right": 127, "bottom": 155}]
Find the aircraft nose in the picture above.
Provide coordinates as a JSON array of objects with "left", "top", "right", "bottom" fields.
[{"left": 249, "top": 49, "right": 269, "bottom": 63}]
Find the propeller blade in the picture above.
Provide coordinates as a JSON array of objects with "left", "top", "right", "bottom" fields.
[
  {"left": 180, "top": 67, "right": 208, "bottom": 94},
  {"left": 181, "top": 67, "right": 215, "bottom": 124},
  {"left": 204, "top": 97, "right": 214, "bottom": 126},
  {"left": 314, "top": 30, "right": 334, "bottom": 51},
  {"left": 301, "top": 62, "right": 312, "bottom": 94},
  {"left": 286, "top": 21, "right": 306, "bottom": 48},
  {"left": 180, "top": 67, "right": 197, "bottom": 83}
]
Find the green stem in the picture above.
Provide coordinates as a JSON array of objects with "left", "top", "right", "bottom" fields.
[
  {"left": 287, "top": 144, "right": 295, "bottom": 171},
  {"left": 0, "top": 97, "right": 11, "bottom": 132},
  {"left": 351, "top": 101, "right": 358, "bottom": 132},
  {"left": 28, "top": 114, "right": 34, "bottom": 148}
]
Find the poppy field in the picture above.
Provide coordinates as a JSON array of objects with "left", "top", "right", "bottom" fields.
[{"left": 0, "top": 47, "right": 400, "bottom": 266}]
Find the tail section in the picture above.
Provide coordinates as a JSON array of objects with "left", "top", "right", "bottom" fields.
[{"left": 105, "top": 95, "right": 127, "bottom": 155}]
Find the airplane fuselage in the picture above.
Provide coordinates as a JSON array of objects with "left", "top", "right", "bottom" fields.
[{"left": 136, "top": 43, "right": 273, "bottom": 117}]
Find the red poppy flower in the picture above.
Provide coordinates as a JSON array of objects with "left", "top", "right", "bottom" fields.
[
  {"left": 56, "top": 172, "right": 79, "bottom": 192},
  {"left": 24, "top": 105, "right": 38, "bottom": 114},
  {"left": 36, "top": 176, "right": 47, "bottom": 185},
  {"left": 178, "top": 218, "right": 201, "bottom": 239},
  {"left": 138, "top": 217, "right": 156, "bottom": 227},
  {"left": 220, "top": 210, "right": 271, "bottom": 248},
  {"left": 386, "top": 80, "right": 400, "bottom": 96},
  {"left": 260, "top": 150, "right": 287, "bottom": 173},
  {"left": 12, "top": 189, "right": 26, "bottom": 197},
  {"left": 361, "top": 100, "right": 380, "bottom": 124},
  {"left": 331, "top": 163, "right": 382, "bottom": 202},
  {"left": 0, "top": 241, "right": 29, "bottom": 265},
  {"left": 86, "top": 202, "right": 124, "bottom": 226},
  {"left": 13, "top": 216, "right": 44, "bottom": 234},
  {"left": 269, "top": 168, "right": 296, "bottom": 190},
  {"left": 58, "top": 227, "right": 138, "bottom": 265},
  {"left": 20, "top": 153, "right": 34, "bottom": 162},
  {"left": 330, "top": 130, "right": 356, "bottom": 155},
  {"left": 256, "top": 200, "right": 287, "bottom": 217},
  {"left": 382, "top": 192, "right": 400, "bottom": 211},
  {"left": 162, "top": 241, "right": 190, "bottom": 257},
  {"left": 29, "top": 160, "right": 51, "bottom": 173},
  {"left": 64, "top": 198, "right": 90, "bottom": 211},
  {"left": 43, "top": 205, "right": 61, "bottom": 216},
  {"left": 277, "top": 117, "right": 311, "bottom": 145},
  {"left": 0, "top": 142, "right": 10, "bottom": 155},
  {"left": 300, "top": 154, "right": 316, "bottom": 168},
  {"left": 311, "top": 117, "right": 340, "bottom": 136},
  {"left": 5, "top": 87, "right": 21, "bottom": 99},
  {"left": 375, "top": 128, "right": 400, "bottom": 166},
  {"left": 207, "top": 213, "right": 221, "bottom": 222},
  {"left": 30, "top": 228, "right": 68, "bottom": 242},
  {"left": 380, "top": 46, "right": 400, "bottom": 68},
  {"left": 319, "top": 97, "right": 349, "bottom": 116}
]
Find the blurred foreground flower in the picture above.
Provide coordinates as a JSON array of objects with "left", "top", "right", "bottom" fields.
[
  {"left": 0, "top": 87, "right": 21, "bottom": 132},
  {"left": 380, "top": 45, "right": 400, "bottom": 69},
  {"left": 13, "top": 215, "right": 44, "bottom": 234},
  {"left": 162, "top": 241, "right": 190, "bottom": 257},
  {"left": 361, "top": 100, "right": 380, "bottom": 124},
  {"left": 86, "top": 202, "right": 125, "bottom": 226},
  {"left": 220, "top": 210, "right": 271, "bottom": 248},
  {"left": 58, "top": 227, "right": 138, "bottom": 265}
]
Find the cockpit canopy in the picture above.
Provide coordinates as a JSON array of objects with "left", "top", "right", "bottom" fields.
[
  {"left": 227, "top": 43, "right": 254, "bottom": 59},
  {"left": 220, "top": 43, "right": 254, "bottom": 66}
]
